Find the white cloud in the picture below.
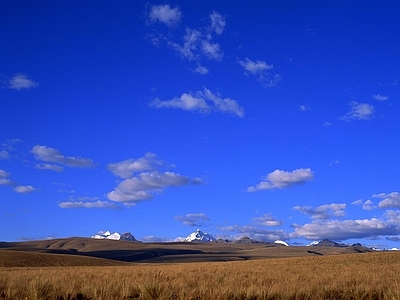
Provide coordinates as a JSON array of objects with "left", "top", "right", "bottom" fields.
[
  {"left": 8, "top": 74, "right": 38, "bottom": 90},
  {"left": 299, "top": 105, "right": 311, "bottom": 111},
  {"left": 107, "top": 152, "right": 163, "bottom": 179},
  {"left": 374, "top": 192, "right": 400, "bottom": 208},
  {"left": 31, "top": 145, "right": 95, "bottom": 168},
  {"left": 293, "top": 203, "right": 346, "bottom": 219},
  {"left": 237, "top": 57, "right": 273, "bottom": 75},
  {"left": 237, "top": 57, "right": 281, "bottom": 88},
  {"left": 35, "top": 163, "right": 64, "bottom": 172},
  {"left": 247, "top": 168, "right": 313, "bottom": 191},
  {"left": 293, "top": 218, "right": 400, "bottom": 240},
  {"left": 373, "top": 94, "right": 389, "bottom": 101},
  {"left": 193, "top": 64, "right": 209, "bottom": 75},
  {"left": 340, "top": 101, "right": 375, "bottom": 121},
  {"left": 252, "top": 214, "right": 283, "bottom": 226},
  {"left": 148, "top": 4, "right": 182, "bottom": 27},
  {"left": 201, "top": 40, "right": 223, "bottom": 60},
  {"left": 150, "top": 87, "right": 245, "bottom": 117},
  {"left": 0, "top": 169, "right": 13, "bottom": 185},
  {"left": 175, "top": 213, "right": 210, "bottom": 226},
  {"left": 107, "top": 154, "right": 202, "bottom": 206},
  {"left": 58, "top": 199, "right": 119, "bottom": 209},
  {"left": 209, "top": 12, "right": 225, "bottom": 35},
  {"left": 352, "top": 199, "right": 375, "bottom": 210},
  {"left": 220, "top": 225, "right": 290, "bottom": 242},
  {"left": 14, "top": 185, "right": 37, "bottom": 193},
  {"left": 0, "top": 150, "right": 10, "bottom": 160}
]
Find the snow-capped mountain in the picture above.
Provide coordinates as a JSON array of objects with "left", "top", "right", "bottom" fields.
[
  {"left": 308, "top": 241, "right": 319, "bottom": 246},
  {"left": 91, "top": 231, "right": 138, "bottom": 241},
  {"left": 274, "top": 240, "right": 289, "bottom": 246},
  {"left": 184, "top": 229, "right": 216, "bottom": 242}
]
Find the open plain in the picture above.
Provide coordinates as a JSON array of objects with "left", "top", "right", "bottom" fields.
[{"left": 1, "top": 238, "right": 400, "bottom": 299}]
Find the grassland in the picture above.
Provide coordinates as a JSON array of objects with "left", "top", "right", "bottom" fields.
[{"left": 1, "top": 251, "right": 400, "bottom": 300}]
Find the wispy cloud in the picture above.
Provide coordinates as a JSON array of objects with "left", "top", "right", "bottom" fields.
[
  {"left": 150, "top": 87, "right": 245, "bottom": 117},
  {"left": 373, "top": 94, "right": 389, "bottom": 101},
  {"left": 299, "top": 105, "right": 311, "bottom": 111},
  {"left": 35, "top": 163, "right": 64, "bottom": 172},
  {"left": 220, "top": 225, "right": 289, "bottom": 242},
  {"left": 148, "top": 4, "right": 182, "bottom": 27},
  {"left": 237, "top": 57, "right": 281, "bottom": 88},
  {"left": 147, "top": 8, "right": 225, "bottom": 65},
  {"left": 252, "top": 214, "right": 283, "bottom": 226},
  {"left": 374, "top": 192, "right": 400, "bottom": 209},
  {"left": 175, "top": 213, "right": 210, "bottom": 227},
  {"left": 8, "top": 74, "right": 38, "bottom": 90},
  {"left": 352, "top": 199, "right": 375, "bottom": 210},
  {"left": 293, "top": 203, "right": 346, "bottom": 219},
  {"left": 247, "top": 168, "right": 314, "bottom": 192},
  {"left": 107, "top": 153, "right": 202, "bottom": 206},
  {"left": 31, "top": 145, "right": 95, "bottom": 169},
  {"left": 58, "top": 197, "right": 119, "bottom": 209},
  {"left": 293, "top": 217, "right": 400, "bottom": 240},
  {"left": 340, "top": 101, "right": 375, "bottom": 121},
  {"left": 14, "top": 185, "right": 37, "bottom": 193},
  {"left": 0, "top": 169, "right": 13, "bottom": 186},
  {"left": 192, "top": 64, "right": 209, "bottom": 75}
]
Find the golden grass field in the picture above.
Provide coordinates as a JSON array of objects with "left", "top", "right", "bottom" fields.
[{"left": 1, "top": 238, "right": 399, "bottom": 299}]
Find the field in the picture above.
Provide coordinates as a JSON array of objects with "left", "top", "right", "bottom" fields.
[{"left": 1, "top": 239, "right": 399, "bottom": 299}]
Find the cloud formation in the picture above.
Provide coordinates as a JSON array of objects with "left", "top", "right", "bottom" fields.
[
  {"left": 252, "top": 214, "right": 283, "bottom": 226},
  {"left": 293, "top": 217, "right": 400, "bottom": 240},
  {"left": 237, "top": 57, "right": 281, "bottom": 88},
  {"left": 31, "top": 145, "right": 95, "bottom": 169},
  {"left": 175, "top": 213, "right": 210, "bottom": 226},
  {"left": 14, "top": 185, "right": 37, "bottom": 193},
  {"left": 150, "top": 87, "right": 245, "bottom": 117},
  {"left": 58, "top": 198, "right": 119, "bottom": 209},
  {"left": 373, "top": 94, "right": 389, "bottom": 101},
  {"left": 340, "top": 101, "right": 375, "bottom": 121},
  {"left": 352, "top": 199, "right": 375, "bottom": 210},
  {"left": 293, "top": 203, "right": 346, "bottom": 219},
  {"left": 0, "top": 169, "right": 13, "bottom": 186},
  {"left": 374, "top": 192, "right": 400, "bottom": 208},
  {"left": 148, "top": 4, "right": 182, "bottom": 27},
  {"left": 8, "top": 74, "right": 38, "bottom": 90},
  {"left": 107, "top": 153, "right": 202, "bottom": 205},
  {"left": 247, "top": 168, "right": 314, "bottom": 191}
]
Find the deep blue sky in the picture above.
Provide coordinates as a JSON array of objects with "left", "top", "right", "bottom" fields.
[{"left": 1, "top": 1, "right": 400, "bottom": 248}]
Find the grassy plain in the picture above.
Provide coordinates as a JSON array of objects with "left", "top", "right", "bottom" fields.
[{"left": 1, "top": 251, "right": 400, "bottom": 300}]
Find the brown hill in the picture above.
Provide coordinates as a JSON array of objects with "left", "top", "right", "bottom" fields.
[{"left": 0, "top": 238, "right": 374, "bottom": 267}]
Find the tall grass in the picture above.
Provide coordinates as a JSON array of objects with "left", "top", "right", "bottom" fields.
[{"left": 1, "top": 251, "right": 399, "bottom": 299}]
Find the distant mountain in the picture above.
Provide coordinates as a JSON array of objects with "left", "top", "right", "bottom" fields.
[
  {"left": 91, "top": 231, "right": 138, "bottom": 242},
  {"left": 233, "top": 236, "right": 263, "bottom": 244},
  {"left": 311, "top": 239, "right": 348, "bottom": 247},
  {"left": 184, "top": 229, "right": 216, "bottom": 242}
]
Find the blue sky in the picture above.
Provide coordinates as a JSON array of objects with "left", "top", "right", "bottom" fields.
[{"left": 1, "top": 1, "right": 400, "bottom": 248}]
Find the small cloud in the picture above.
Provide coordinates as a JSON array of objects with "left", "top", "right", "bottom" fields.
[
  {"left": 209, "top": 11, "right": 225, "bottom": 35},
  {"left": 14, "top": 185, "right": 37, "bottom": 193},
  {"left": 299, "top": 105, "right": 311, "bottom": 112},
  {"left": 31, "top": 145, "right": 95, "bottom": 168},
  {"left": 58, "top": 198, "right": 119, "bottom": 209},
  {"left": 373, "top": 94, "right": 389, "bottom": 101},
  {"left": 374, "top": 192, "right": 400, "bottom": 209},
  {"left": 362, "top": 200, "right": 375, "bottom": 211},
  {"left": 107, "top": 154, "right": 202, "bottom": 206},
  {"left": 148, "top": 4, "right": 182, "bottom": 27},
  {"left": 150, "top": 87, "right": 245, "bottom": 117},
  {"left": 175, "top": 213, "right": 210, "bottom": 226},
  {"left": 247, "top": 168, "right": 314, "bottom": 192},
  {"left": 35, "top": 163, "right": 64, "bottom": 172},
  {"left": 9, "top": 74, "right": 38, "bottom": 90},
  {"left": 0, "top": 150, "right": 10, "bottom": 160},
  {"left": 340, "top": 101, "right": 375, "bottom": 121},
  {"left": 329, "top": 160, "right": 340, "bottom": 166},
  {"left": 193, "top": 65, "right": 209, "bottom": 75},
  {"left": 0, "top": 169, "right": 13, "bottom": 186},
  {"left": 323, "top": 122, "right": 332, "bottom": 127},
  {"left": 237, "top": 57, "right": 273, "bottom": 75},
  {"left": 252, "top": 214, "right": 283, "bottom": 226},
  {"left": 293, "top": 203, "right": 346, "bottom": 219}
]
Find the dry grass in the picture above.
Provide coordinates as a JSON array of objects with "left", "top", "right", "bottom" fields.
[{"left": 1, "top": 251, "right": 399, "bottom": 300}]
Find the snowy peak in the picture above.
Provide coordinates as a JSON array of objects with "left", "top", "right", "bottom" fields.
[
  {"left": 91, "top": 231, "right": 138, "bottom": 242},
  {"left": 274, "top": 240, "right": 289, "bottom": 246},
  {"left": 184, "top": 229, "right": 216, "bottom": 242}
]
